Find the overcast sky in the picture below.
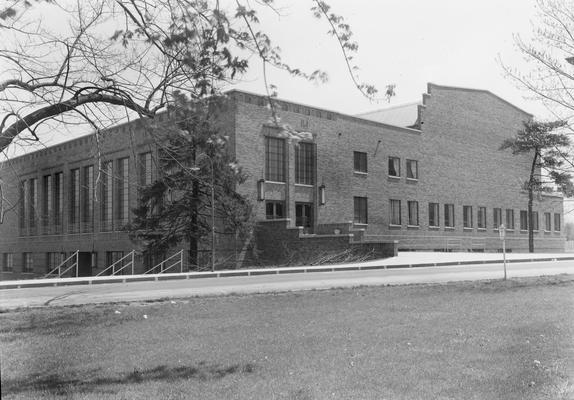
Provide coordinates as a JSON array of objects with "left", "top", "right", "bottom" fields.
[{"left": 232, "top": 0, "right": 545, "bottom": 117}]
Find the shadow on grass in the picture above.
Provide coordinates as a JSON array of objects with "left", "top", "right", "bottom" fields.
[{"left": 3, "top": 362, "right": 257, "bottom": 395}]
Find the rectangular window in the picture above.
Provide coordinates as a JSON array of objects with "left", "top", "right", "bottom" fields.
[
  {"left": 493, "top": 208, "right": 502, "bottom": 229},
  {"left": 52, "top": 172, "right": 63, "bottom": 233},
  {"left": 69, "top": 169, "right": 80, "bottom": 233},
  {"left": 554, "top": 213, "right": 561, "bottom": 231},
  {"left": 19, "top": 180, "right": 26, "bottom": 235},
  {"left": 444, "top": 204, "right": 455, "bottom": 228},
  {"left": 265, "top": 201, "right": 285, "bottom": 219},
  {"left": 101, "top": 162, "right": 113, "bottom": 232},
  {"left": 42, "top": 175, "right": 52, "bottom": 234},
  {"left": 354, "top": 197, "right": 368, "bottom": 224},
  {"left": 388, "top": 157, "right": 400, "bottom": 177},
  {"left": 22, "top": 252, "right": 34, "bottom": 273},
  {"left": 28, "top": 178, "right": 38, "bottom": 234},
  {"left": 265, "top": 137, "right": 286, "bottom": 182},
  {"left": 520, "top": 210, "right": 528, "bottom": 231},
  {"left": 116, "top": 158, "right": 130, "bottom": 227},
  {"left": 506, "top": 209, "right": 515, "bottom": 230},
  {"left": 544, "top": 212, "right": 552, "bottom": 232},
  {"left": 295, "top": 203, "right": 313, "bottom": 229},
  {"left": 295, "top": 142, "right": 315, "bottom": 184},
  {"left": 139, "top": 152, "right": 153, "bottom": 187},
  {"left": 353, "top": 151, "right": 367, "bottom": 173},
  {"left": 2, "top": 253, "right": 14, "bottom": 272},
  {"left": 463, "top": 206, "right": 473, "bottom": 228},
  {"left": 532, "top": 211, "right": 539, "bottom": 231},
  {"left": 408, "top": 201, "right": 419, "bottom": 226},
  {"left": 81, "top": 165, "right": 94, "bottom": 233},
  {"left": 406, "top": 160, "right": 418, "bottom": 180},
  {"left": 477, "top": 207, "right": 486, "bottom": 229},
  {"left": 429, "top": 203, "right": 440, "bottom": 227},
  {"left": 390, "top": 199, "right": 401, "bottom": 226}
]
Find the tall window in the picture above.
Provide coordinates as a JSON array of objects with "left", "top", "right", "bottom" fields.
[
  {"left": 2, "top": 253, "right": 14, "bottom": 272},
  {"left": 520, "top": 210, "right": 528, "bottom": 231},
  {"left": 407, "top": 201, "right": 419, "bottom": 226},
  {"left": 544, "top": 212, "right": 552, "bottom": 232},
  {"left": 390, "top": 199, "right": 401, "bottom": 225},
  {"left": 532, "top": 211, "right": 539, "bottom": 231},
  {"left": 295, "top": 143, "right": 315, "bottom": 184},
  {"left": 19, "top": 180, "right": 26, "bottom": 235},
  {"left": 265, "top": 201, "right": 285, "bottom": 219},
  {"left": 429, "top": 203, "right": 440, "bottom": 227},
  {"left": 388, "top": 157, "right": 400, "bottom": 177},
  {"left": 116, "top": 158, "right": 130, "bottom": 227},
  {"left": 23, "top": 252, "right": 34, "bottom": 273},
  {"left": 353, "top": 151, "right": 367, "bottom": 173},
  {"left": 493, "top": 208, "right": 502, "bottom": 229},
  {"left": 444, "top": 204, "right": 455, "bottom": 228},
  {"left": 554, "top": 213, "right": 561, "bottom": 231},
  {"left": 406, "top": 160, "right": 418, "bottom": 180},
  {"left": 463, "top": 206, "right": 473, "bottom": 228},
  {"left": 506, "top": 209, "right": 515, "bottom": 230},
  {"left": 354, "top": 197, "right": 368, "bottom": 224},
  {"left": 69, "top": 169, "right": 80, "bottom": 233},
  {"left": 477, "top": 207, "right": 486, "bottom": 229},
  {"left": 51, "top": 172, "right": 63, "bottom": 233},
  {"left": 139, "top": 152, "right": 153, "bottom": 187},
  {"left": 28, "top": 178, "right": 38, "bottom": 235},
  {"left": 265, "top": 137, "right": 286, "bottom": 182},
  {"left": 42, "top": 175, "right": 52, "bottom": 234},
  {"left": 101, "top": 162, "right": 113, "bottom": 231},
  {"left": 81, "top": 165, "right": 94, "bottom": 232}
]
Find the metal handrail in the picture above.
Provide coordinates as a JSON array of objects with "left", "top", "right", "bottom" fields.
[
  {"left": 144, "top": 249, "right": 184, "bottom": 274},
  {"left": 43, "top": 251, "right": 79, "bottom": 278},
  {"left": 96, "top": 250, "right": 135, "bottom": 276}
]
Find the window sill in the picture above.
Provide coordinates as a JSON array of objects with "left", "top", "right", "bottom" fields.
[
  {"left": 294, "top": 183, "right": 314, "bottom": 188},
  {"left": 429, "top": 226, "right": 440, "bottom": 230},
  {"left": 506, "top": 229, "right": 514, "bottom": 232},
  {"left": 520, "top": 230, "right": 528, "bottom": 233},
  {"left": 406, "top": 178, "right": 419, "bottom": 182},
  {"left": 554, "top": 230, "right": 561, "bottom": 233},
  {"left": 389, "top": 224, "right": 402, "bottom": 229},
  {"left": 388, "top": 175, "right": 401, "bottom": 180},
  {"left": 265, "top": 180, "right": 286, "bottom": 185},
  {"left": 477, "top": 228, "right": 486, "bottom": 231},
  {"left": 444, "top": 226, "right": 455, "bottom": 230},
  {"left": 353, "top": 171, "right": 368, "bottom": 176},
  {"left": 407, "top": 225, "right": 420, "bottom": 229},
  {"left": 463, "top": 227, "right": 474, "bottom": 231}
]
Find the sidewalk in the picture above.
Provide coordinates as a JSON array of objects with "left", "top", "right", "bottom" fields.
[{"left": 1, "top": 251, "right": 573, "bottom": 290}]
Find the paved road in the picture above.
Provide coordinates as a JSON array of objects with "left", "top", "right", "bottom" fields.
[{"left": 1, "top": 259, "right": 573, "bottom": 310}]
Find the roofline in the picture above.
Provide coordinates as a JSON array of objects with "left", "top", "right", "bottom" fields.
[
  {"left": 356, "top": 101, "right": 421, "bottom": 116},
  {"left": 226, "top": 89, "right": 421, "bottom": 134},
  {"left": 427, "top": 83, "right": 534, "bottom": 118}
]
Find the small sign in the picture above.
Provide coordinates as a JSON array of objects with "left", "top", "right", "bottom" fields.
[{"left": 499, "top": 224, "right": 506, "bottom": 240}]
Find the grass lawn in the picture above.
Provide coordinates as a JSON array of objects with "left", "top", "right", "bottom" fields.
[{"left": 1, "top": 275, "right": 573, "bottom": 400}]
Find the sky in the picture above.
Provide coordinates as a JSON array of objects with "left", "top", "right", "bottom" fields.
[
  {"left": 231, "top": 0, "right": 545, "bottom": 117},
  {"left": 0, "top": 0, "right": 556, "bottom": 157}
]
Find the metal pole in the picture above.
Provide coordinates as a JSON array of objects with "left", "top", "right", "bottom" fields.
[{"left": 503, "top": 238, "right": 507, "bottom": 280}]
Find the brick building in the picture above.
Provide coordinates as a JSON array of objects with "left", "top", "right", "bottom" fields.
[{"left": 0, "top": 83, "right": 565, "bottom": 279}]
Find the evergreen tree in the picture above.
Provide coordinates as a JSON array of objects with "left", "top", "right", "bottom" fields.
[
  {"left": 500, "top": 119, "right": 573, "bottom": 252},
  {"left": 130, "top": 93, "right": 252, "bottom": 270}
]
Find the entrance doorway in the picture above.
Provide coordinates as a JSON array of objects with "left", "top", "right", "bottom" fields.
[
  {"left": 78, "top": 252, "right": 93, "bottom": 277},
  {"left": 295, "top": 203, "right": 314, "bottom": 233}
]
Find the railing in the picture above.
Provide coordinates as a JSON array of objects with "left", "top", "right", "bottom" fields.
[
  {"left": 96, "top": 251, "right": 135, "bottom": 276},
  {"left": 144, "top": 250, "right": 184, "bottom": 274},
  {"left": 43, "top": 251, "right": 79, "bottom": 278}
]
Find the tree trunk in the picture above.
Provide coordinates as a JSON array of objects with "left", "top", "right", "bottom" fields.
[{"left": 527, "top": 150, "right": 539, "bottom": 253}]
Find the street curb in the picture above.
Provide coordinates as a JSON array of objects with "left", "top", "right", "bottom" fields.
[{"left": 2, "top": 256, "right": 574, "bottom": 290}]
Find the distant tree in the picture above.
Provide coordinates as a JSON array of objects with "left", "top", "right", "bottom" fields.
[
  {"left": 129, "top": 93, "right": 252, "bottom": 270},
  {"left": 500, "top": 119, "right": 573, "bottom": 252}
]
